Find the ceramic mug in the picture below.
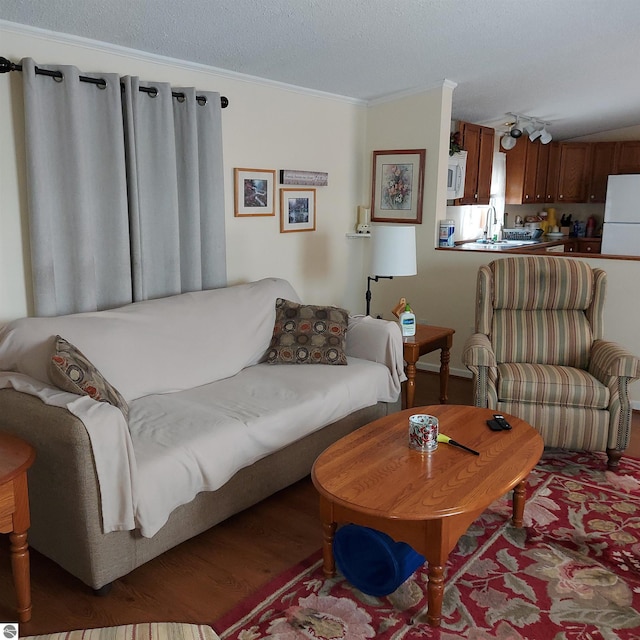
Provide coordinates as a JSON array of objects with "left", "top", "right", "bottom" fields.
[{"left": 408, "top": 414, "right": 439, "bottom": 452}]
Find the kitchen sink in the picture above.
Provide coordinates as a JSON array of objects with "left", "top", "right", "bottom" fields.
[
  {"left": 460, "top": 239, "right": 541, "bottom": 250},
  {"left": 495, "top": 239, "right": 540, "bottom": 245}
]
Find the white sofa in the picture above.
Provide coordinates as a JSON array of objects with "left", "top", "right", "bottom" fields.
[{"left": 0, "top": 278, "right": 404, "bottom": 591}]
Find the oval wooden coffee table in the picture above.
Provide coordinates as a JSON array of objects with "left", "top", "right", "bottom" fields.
[{"left": 311, "top": 404, "right": 544, "bottom": 627}]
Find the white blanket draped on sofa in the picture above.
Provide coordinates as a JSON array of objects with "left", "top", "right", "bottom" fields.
[{"left": 0, "top": 278, "right": 405, "bottom": 537}]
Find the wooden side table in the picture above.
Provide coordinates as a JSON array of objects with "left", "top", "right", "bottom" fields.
[
  {"left": 0, "top": 431, "right": 36, "bottom": 623},
  {"left": 402, "top": 324, "right": 455, "bottom": 409}
]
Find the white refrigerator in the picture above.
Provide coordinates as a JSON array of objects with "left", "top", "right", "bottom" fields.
[{"left": 601, "top": 174, "right": 640, "bottom": 256}]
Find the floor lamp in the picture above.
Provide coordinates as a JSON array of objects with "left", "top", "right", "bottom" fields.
[{"left": 366, "top": 225, "right": 417, "bottom": 316}]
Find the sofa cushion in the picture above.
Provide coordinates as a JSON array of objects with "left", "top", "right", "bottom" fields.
[
  {"left": 49, "top": 335, "right": 130, "bottom": 420},
  {"left": 267, "top": 298, "right": 348, "bottom": 365}
]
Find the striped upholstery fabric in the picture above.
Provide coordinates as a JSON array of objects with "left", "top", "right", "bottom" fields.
[
  {"left": 497, "top": 363, "right": 609, "bottom": 408},
  {"left": 492, "top": 309, "right": 592, "bottom": 368},
  {"left": 491, "top": 256, "right": 594, "bottom": 310},
  {"left": 23, "top": 624, "right": 221, "bottom": 640},
  {"left": 462, "top": 256, "right": 640, "bottom": 459}
]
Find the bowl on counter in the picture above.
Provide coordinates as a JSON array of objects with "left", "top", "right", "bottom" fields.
[{"left": 545, "top": 231, "right": 565, "bottom": 238}]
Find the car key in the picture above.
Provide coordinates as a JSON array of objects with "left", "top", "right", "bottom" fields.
[
  {"left": 486, "top": 419, "right": 503, "bottom": 431},
  {"left": 493, "top": 414, "right": 512, "bottom": 430}
]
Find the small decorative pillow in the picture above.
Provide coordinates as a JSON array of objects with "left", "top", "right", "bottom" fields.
[
  {"left": 267, "top": 298, "right": 349, "bottom": 365},
  {"left": 49, "top": 335, "right": 129, "bottom": 420}
]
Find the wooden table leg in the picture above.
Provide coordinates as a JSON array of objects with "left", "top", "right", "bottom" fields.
[
  {"left": 9, "top": 530, "right": 31, "bottom": 623},
  {"left": 512, "top": 479, "right": 527, "bottom": 528},
  {"left": 426, "top": 564, "right": 445, "bottom": 627},
  {"left": 319, "top": 496, "right": 336, "bottom": 577},
  {"left": 405, "top": 360, "right": 417, "bottom": 409},
  {"left": 439, "top": 345, "right": 451, "bottom": 404}
]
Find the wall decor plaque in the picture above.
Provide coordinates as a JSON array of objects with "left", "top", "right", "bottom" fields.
[{"left": 280, "top": 170, "right": 328, "bottom": 186}]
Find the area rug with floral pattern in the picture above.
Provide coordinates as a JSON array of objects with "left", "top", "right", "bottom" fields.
[{"left": 214, "top": 450, "right": 640, "bottom": 639}]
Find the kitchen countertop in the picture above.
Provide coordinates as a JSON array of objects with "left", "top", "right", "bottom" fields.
[{"left": 444, "top": 237, "right": 572, "bottom": 252}]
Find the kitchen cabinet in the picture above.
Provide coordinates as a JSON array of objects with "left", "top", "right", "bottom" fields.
[
  {"left": 545, "top": 142, "right": 560, "bottom": 202},
  {"left": 457, "top": 121, "right": 494, "bottom": 205},
  {"left": 588, "top": 142, "right": 618, "bottom": 202},
  {"left": 556, "top": 143, "right": 591, "bottom": 202},
  {"left": 576, "top": 238, "right": 602, "bottom": 254},
  {"left": 505, "top": 139, "right": 556, "bottom": 204},
  {"left": 534, "top": 142, "right": 550, "bottom": 203},
  {"left": 562, "top": 238, "right": 602, "bottom": 254},
  {"left": 615, "top": 141, "right": 640, "bottom": 174}
]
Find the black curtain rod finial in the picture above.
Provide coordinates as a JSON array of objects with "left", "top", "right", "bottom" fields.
[{"left": 0, "top": 56, "right": 17, "bottom": 73}]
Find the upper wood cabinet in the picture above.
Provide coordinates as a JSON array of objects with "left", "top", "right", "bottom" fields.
[
  {"left": 556, "top": 143, "right": 592, "bottom": 202},
  {"left": 615, "top": 141, "right": 640, "bottom": 174},
  {"left": 545, "top": 142, "right": 560, "bottom": 202},
  {"left": 457, "top": 121, "right": 494, "bottom": 205},
  {"left": 588, "top": 142, "right": 618, "bottom": 202},
  {"left": 505, "top": 138, "right": 552, "bottom": 204},
  {"left": 505, "top": 138, "right": 640, "bottom": 206}
]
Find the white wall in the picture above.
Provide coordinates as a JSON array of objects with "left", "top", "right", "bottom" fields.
[
  {"left": 1, "top": 23, "right": 639, "bottom": 408},
  {"left": 0, "top": 23, "right": 367, "bottom": 320}
]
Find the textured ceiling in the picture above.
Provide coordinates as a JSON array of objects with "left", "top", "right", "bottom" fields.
[{"left": 2, "top": 0, "right": 640, "bottom": 140}]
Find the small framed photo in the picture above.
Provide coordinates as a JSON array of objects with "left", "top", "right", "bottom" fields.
[
  {"left": 371, "top": 149, "right": 426, "bottom": 224},
  {"left": 234, "top": 168, "right": 276, "bottom": 217},
  {"left": 280, "top": 188, "right": 316, "bottom": 233}
]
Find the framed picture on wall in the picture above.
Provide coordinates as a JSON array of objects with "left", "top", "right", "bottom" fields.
[
  {"left": 280, "top": 188, "right": 316, "bottom": 233},
  {"left": 234, "top": 168, "right": 276, "bottom": 216},
  {"left": 370, "top": 149, "right": 426, "bottom": 224}
]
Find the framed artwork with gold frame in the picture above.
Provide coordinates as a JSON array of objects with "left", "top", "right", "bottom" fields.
[{"left": 234, "top": 168, "right": 276, "bottom": 217}]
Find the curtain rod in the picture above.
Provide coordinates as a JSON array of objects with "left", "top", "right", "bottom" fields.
[{"left": 0, "top": 56, "right": 229, "bottom": 108}]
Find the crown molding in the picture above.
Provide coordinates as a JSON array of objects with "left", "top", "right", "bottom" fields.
[{"left": 367, "top": 78, "right": 458, "bottom": 107}]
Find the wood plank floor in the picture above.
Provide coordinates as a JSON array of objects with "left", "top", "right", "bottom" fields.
[{"left": 1, "top": 372, "right": 638, "bottom": 635}]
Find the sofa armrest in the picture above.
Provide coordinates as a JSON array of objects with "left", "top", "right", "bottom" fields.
[
  {"left": 462, "top": 333, "right": 497, "bottom": 368},
  {"left": 346, "top": 315, "right": 406, "bottom": 384},
  {"left": 462, "top": 333, "right": 498, "bottom": 409},
  {"left": 589, "top": 339, "right": 640, "bottom": 382}
]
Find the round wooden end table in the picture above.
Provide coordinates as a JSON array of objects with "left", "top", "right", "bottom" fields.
[{"left": 0, "top": 431, "right": 36, "bottom": 623}]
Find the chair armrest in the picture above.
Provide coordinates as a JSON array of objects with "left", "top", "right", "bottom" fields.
[
  {"left": 346, "top": 315, "right": 406, "bottom": 384},
  {"left": 462, "top": 333, "right": 497, "bottom": 369},
  {"left": 589, "top": 339, "right": 640, "bottom": 382}
]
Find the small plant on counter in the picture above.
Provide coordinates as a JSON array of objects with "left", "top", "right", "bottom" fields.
[{"left": 450, "top": 132, "right": 464, "bottom": 156}]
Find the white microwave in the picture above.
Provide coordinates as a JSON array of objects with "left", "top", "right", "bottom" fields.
[{"left": 447, "top": 151, "right": 467, "bottom": 199}]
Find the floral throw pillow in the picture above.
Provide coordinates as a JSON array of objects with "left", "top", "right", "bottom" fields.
[
  {"left": 267, "top": 298, "right": 349, "bottom": 365},
  {"left": 49, "top": 335, "right": 129, "bottom": 421}
]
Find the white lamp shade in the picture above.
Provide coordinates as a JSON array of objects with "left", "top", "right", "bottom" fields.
[{"left": 370, "top": 225, "right": 417, "bottom": 276}]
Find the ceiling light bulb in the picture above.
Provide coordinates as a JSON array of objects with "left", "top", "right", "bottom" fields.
[
  {"left": 529, "top": 126, "right": 542, "bottom": 142},
  {"left": 501, "top": 133, "right": 517, "bottom": 150},
  {"left": 509, "top": 117, "right": 522, "bottom": 138},
  {"left": 539, "top": 128, "right": 552, "bottom": 144}
]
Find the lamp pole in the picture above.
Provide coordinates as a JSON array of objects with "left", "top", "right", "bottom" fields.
[{"left": 366, "top": 275, "right": 393, "bottom": 316}]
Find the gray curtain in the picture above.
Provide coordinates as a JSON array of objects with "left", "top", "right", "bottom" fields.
[
  {"left": 122, "top": 78, "right": 226, "bottom": 302},
  {"left": 21, "top": 59, "right": 226, "bottom": 315},
  {"left": 22, "top": 58, "right": 132, "bottom": 316}
]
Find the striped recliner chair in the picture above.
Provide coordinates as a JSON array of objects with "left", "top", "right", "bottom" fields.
[{"left": 463, "top": 256, "right": 640, "bottom": 470}]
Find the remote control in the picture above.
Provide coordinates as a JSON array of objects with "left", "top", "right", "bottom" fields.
[
  {"left": 486, "top": 419, "right": 503, "bottom": 431},
  {"left": 493, "top": 414, "right": 512, "bottom": 430}
]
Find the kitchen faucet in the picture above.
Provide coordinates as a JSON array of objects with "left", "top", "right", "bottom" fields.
[{"left": 483, "top": 205, "right": 498, "bottom": 242}]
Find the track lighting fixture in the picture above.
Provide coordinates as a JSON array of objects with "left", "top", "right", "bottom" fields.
[{"left": 504, "top": 113, "right": 553, "bottom": 146}]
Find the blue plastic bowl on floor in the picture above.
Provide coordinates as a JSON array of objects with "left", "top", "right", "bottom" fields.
[{"left": 333, "top": 524, "right": 426, "bottom": 597}]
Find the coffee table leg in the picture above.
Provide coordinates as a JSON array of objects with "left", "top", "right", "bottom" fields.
[
  {"left": 512, "top": 479, "right": 527, "bottom": 527},
  {"left": 426, "top": 564, "right": 445, "bottom": 627},
  {"left": 319, "top": 497, "right": 336, "bottom": 577}
]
